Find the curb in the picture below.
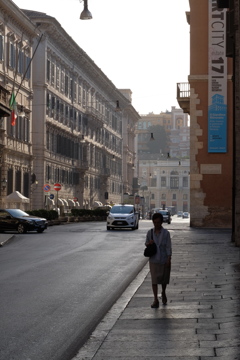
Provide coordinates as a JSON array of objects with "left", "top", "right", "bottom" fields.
[{"left": 0, "top": 235, "right": 15, "bottom": 247}]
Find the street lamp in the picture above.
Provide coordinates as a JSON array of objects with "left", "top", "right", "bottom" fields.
[
  {"left": 80, "top": 0, "right": 92, "bottom": 20},
  {"left": 1, "top": 178, "right": 7, "bottom": 190}
]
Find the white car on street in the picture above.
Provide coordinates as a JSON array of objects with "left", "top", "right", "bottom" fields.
[{"left": 107, "top": 204, "right": 139, "bottom": 230}]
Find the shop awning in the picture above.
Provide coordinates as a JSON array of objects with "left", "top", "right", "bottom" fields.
[
  {"left": 93, "top": 201, "right": 103, "bottom": 208},
  {"left": 58, "top": 198, "right": 64, "bottom": 206},
  {"left": 62, "top": 199, "right": 68, "bottom": 206},
  {"left": 47, "top": 197, "right": 55, "bottom": 205},
  {"left": 4, "top": 191, "right": 30, "bottom": 203},
  {"left": 67, "top": 199, "right": 75, "bottom": 207}
]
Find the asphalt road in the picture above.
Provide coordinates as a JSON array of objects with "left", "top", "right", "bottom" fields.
[
  {"left": 0, "top": 217, "right": 189, "bottom": 360},
  {"left": 0, "top": 220, "right": 149, "bottom": 360}
]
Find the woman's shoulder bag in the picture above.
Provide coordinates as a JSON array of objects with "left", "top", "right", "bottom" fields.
[{"left": 144, "top": 229, "right": 157, "bottom": 257}]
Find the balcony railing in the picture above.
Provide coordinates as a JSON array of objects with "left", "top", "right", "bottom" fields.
[
  {"left": 176, "top": 82, "right": 190, "bottom": 114},
  {"left": 85, "top": 106, "right": 104, "bottom": 122}
]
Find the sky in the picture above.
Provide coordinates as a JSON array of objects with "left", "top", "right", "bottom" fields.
[{"left": 13, "top": 0, "right": 190, "bottom": 115}]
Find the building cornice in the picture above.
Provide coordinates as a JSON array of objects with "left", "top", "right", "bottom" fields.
[
  {"left": 0, "top": 0, "right": 38, "bottom": 38},
  {"left": 23, "top": 10, "right": 137, "bottom": 113}
]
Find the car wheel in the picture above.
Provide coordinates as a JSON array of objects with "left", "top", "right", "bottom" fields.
[
  {"left": 17, "top": 223, "right": 27, "bottom": 234},
  {"left": 107, "top": 226, "right": 110, "bottom": 230},
  {"left": 37, "top": 229, "right": 44, "bottom": 233},
  {"left": 135, "top": 222, "right": 139, "bottom": 230}
]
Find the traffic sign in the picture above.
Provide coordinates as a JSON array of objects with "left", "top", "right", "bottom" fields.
[
  {"left": 43, "top": 184, "right": 51, "bottom": 192},
  {"left": 54, "top": 183, "right": 61, "bottom": 191},
  {"left": 73, "top": 197, "right": 78, "bottom": 202},
  {"left": 49, "top": 194, "right": 54, "bottom": 199}
]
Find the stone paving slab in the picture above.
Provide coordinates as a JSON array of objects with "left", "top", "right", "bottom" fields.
[
  {"left": 73, "top": 228, "right": 240, "bottom": 360},
  {"left": 92, "top": 345, "right": 215, "bottom": 358},
  {"left": 120, "top": 308, "right": 214, "bottom": 319}
]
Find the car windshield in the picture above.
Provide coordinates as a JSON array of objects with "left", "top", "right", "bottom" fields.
[
  {"left": 159, "top": 211, "right": 168, "bottom": 215},
  {"left": 110, "top": 206, "right": 134, "bottom": 214},
  {"left": 7, "top": 209, "right": 29, "bottom": 217}
]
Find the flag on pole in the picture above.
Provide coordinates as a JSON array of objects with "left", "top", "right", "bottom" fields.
[{"left": 9, "top": 92, "right": 18, "bottom": 126}]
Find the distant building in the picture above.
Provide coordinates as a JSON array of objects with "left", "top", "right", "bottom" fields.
[
  {"left": 138, "top": 156, "right": 190, "bottom": 216},
  {"left": 137, "top": 107, "right": 190, "bottom": 215},
  {"left": 137, "top": 106, "right": 189, "bottom": 157}
]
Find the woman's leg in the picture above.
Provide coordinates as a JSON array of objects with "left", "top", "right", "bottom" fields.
[
  {"left": 152, "top": 284, "right": 158, "bottom": 301},
  {"left": 161, "top": 284, "right": 167, "bottom": 304},
  {"left": 151, "top": 284, "right": 159, "bottom": 308}
]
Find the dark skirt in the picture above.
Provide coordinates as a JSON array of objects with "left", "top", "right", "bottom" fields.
[{"left": 149, "top": 262, "right": 171, "bottom": 285}]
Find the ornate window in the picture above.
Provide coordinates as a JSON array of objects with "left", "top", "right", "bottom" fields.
[
  {"left": 161, "top": 176, "right": 166, "bottom": 187},
  {"left": 170, "top": 176, "right": 179, "bottom": 189}
]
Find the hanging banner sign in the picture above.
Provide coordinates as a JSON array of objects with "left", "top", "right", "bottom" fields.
[{"left": 208, "top": 1, "right": 227, "bottom": 153}]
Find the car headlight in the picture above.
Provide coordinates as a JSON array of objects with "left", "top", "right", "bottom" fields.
[
  {"left": 127, "top": 215, "right": 134, "bottom": 220},
  {"left": 26, "top": 220, "right": 35, "bottom": 224},
  {"left": 107, "top": 215, "right": 114, "bottom": 220}
]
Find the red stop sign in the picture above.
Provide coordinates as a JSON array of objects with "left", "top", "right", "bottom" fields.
[{"left": 54, "top": 183, "right": 61, "bottom": 191}]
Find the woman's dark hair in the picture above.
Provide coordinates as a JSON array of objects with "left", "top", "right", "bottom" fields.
[{"left": 152, "top": 212, "right": 163, "bottom": 222}]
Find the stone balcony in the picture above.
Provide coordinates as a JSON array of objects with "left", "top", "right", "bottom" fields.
[{"left": 176, "top": 82, "right": 190, "bottom": 114}]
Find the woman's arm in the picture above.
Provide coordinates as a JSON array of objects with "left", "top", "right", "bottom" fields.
[
  {"left": 145, "top": 229, "right": 153, "bottom": 245},
  {"left": 165, "top": 231, "right": 172, "bottom": 265}
]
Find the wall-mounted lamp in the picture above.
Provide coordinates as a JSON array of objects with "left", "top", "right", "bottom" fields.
[
  {"left": 32, "top": 179, "right": 39, "bottom": 192},
  {"left": 1, "top": 178, "right": 7, "bottom": 190},
  {"left": 115, "top": 100, "right": 121, "bottom": 112},
  {"left": 18, "top": 105, "right": 25, "bottom": 117},
  {"left": 80, "top": 0, "right": 92, "bottom": 20},
  {"left": 150, "top": 133, "right": 155, "bottom": 141}
]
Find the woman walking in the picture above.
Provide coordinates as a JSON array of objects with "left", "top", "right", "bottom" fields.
[{"left": 145, "top": 212, "right": 172, "bottom": 308}]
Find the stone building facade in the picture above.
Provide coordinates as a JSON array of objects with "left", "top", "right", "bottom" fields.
[
  {"left": 177, "top": 0, "right": 233, "bottom": 228},
  {"left": 137, "top": 106, "right": 189, "bottom": 157},
  {"left": 217, "top": 0, "right": 240, "bottom": 246},
  {"left": 22, "top": 10, "right": 140, "bottom": 212},
  {"left": 137, "top": 107, "right": 190, "bottom": 216},
  {"left": 0, "top": 0, "right": 37, "bottom": 210},
  {"left": 138, "top": 156, "right": 190, "bottom": 216}
]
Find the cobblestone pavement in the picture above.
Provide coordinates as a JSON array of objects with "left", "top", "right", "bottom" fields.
[{"left": 75, "top": 228, "right": 240, "bottom": 360}]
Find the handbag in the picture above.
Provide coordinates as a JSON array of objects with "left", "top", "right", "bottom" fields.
[{"left": 144, "top": 229, "right": 157, "bottom": 257}]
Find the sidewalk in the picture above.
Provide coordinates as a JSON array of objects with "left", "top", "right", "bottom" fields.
[{"left": 74, "top": 227, "right": 240, "bottom": 360}]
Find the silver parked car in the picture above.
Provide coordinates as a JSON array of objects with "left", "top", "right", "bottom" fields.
[{"left": 107, "top": 204, "right": 139, "bottom": 230}]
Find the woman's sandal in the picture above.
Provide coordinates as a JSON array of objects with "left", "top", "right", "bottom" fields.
[{"left": 151, "top": 300, "right": 159, "bottom": 308}]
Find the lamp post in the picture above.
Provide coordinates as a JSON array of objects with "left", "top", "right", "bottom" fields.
[{"left": 1, "top": 178, "right": 7, "bottom": 191}]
